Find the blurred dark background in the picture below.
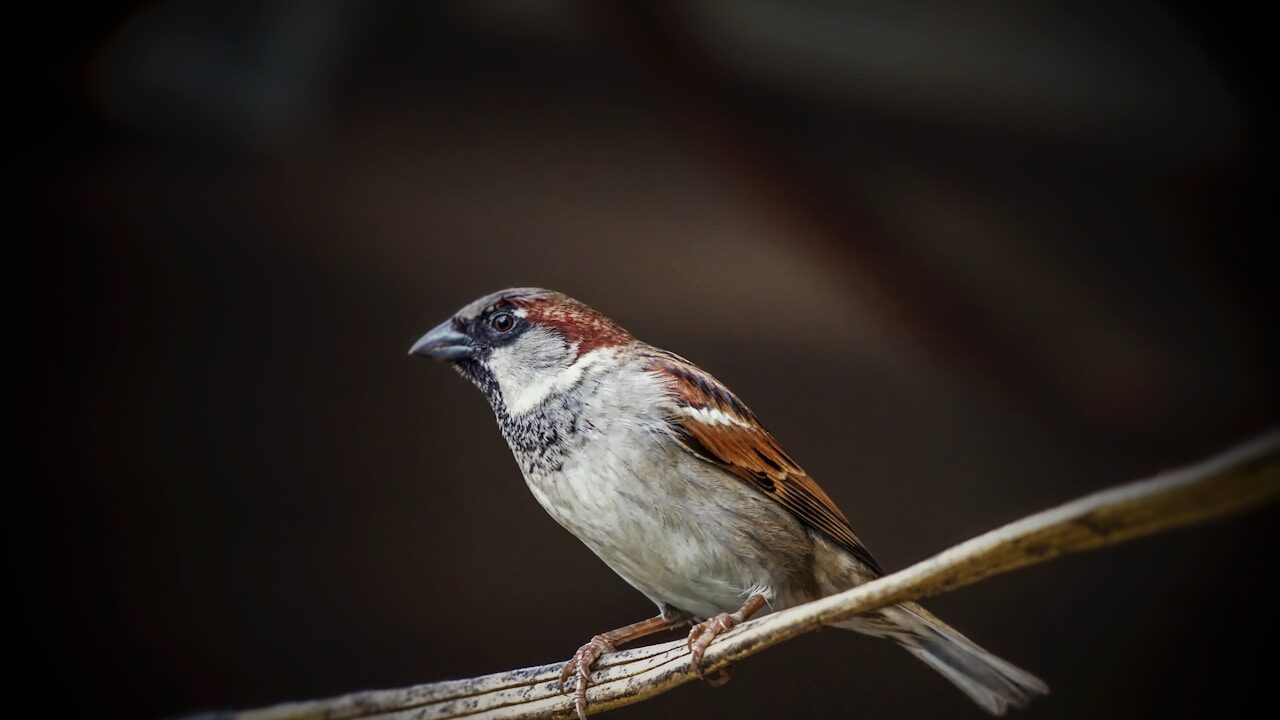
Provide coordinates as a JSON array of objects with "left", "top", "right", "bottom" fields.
[{"left": 16, "top": 2, "right": 1276, "bottom": 718}]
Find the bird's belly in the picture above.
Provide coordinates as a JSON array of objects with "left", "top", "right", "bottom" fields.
[{"left": 523, "top": 441, "right": 813, "bottom": 619}]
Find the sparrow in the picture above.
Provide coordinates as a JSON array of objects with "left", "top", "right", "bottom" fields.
[{"left": 411, "top": 288, "right": 1047, "bottom": 718}]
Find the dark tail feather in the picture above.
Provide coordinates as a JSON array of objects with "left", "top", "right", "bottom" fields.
[{"left": 839, "top": 602, "right": 1048, "bottom": 715}]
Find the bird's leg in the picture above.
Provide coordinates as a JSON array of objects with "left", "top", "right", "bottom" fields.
[
  {"left": 686, "top": 594, "right": 768, "bottom": 683},
  {"left": 560, "top": 608, "right": 690, "bottom": 720}
]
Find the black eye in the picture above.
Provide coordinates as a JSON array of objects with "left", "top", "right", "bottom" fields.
[{"left": 489, "top": 311, "right": 516, "bottom": 333}]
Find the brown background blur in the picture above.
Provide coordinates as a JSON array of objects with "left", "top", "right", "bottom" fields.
[{"left": 17, "top": 2, "right": 1276, "bottom": 719}]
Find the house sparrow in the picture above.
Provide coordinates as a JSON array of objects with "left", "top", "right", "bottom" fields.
[{"left": 411, "top": 288, "right": 1047, "bottom": 718}]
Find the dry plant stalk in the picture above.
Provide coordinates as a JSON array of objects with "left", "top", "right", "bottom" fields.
[{"left": 214, "top": 431, "right": 1278, "bottom": 720}]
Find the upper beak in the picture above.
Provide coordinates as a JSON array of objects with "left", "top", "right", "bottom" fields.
[{"left": 409, "top": 320, "right": 474, "bottom": 360}]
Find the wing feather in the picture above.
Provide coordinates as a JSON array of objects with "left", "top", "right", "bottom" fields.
[{"left": 650, "top": 354, "right": 883, "bottom": 575}]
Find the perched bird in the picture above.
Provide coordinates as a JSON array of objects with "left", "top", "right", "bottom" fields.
[{"left": 411, "top": 288, "right": 1047, "bottom": 718}]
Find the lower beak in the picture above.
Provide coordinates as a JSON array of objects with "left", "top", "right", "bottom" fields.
[{"left": 409, "top": 320, "right": 474, "bottom": 360}]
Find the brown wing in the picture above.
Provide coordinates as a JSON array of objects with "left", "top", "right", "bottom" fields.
[{"left": 650, "top": 354, "right": 883, "bottom": 575}]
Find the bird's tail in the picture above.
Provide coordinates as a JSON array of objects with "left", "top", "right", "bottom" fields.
[{"left": 837, "top": 602, "right": 1048, "bottom": 715}]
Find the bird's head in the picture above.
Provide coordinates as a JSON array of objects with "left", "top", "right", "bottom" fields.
[{"left": 410, "top": 287, "right": 633, "bottom": 413}]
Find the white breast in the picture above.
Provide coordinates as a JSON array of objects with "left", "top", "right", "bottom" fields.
[{"left": 511, "top": 360, "right": 806, "bottom": 618}]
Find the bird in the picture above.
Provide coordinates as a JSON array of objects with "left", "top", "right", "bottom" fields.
[{"left": 410, "top": 287, "right": 1047, "bottom": 719}]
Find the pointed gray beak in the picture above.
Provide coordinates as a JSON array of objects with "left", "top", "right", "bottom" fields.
[{"left": 409, "top": 320, "right": 474, "bottom": 360}]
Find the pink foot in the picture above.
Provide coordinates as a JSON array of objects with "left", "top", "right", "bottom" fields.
[{"left": 559, "top": 635, "right": 615, "bottom": 720}]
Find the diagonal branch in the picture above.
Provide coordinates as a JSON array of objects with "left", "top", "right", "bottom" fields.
[{"left": 214, "top": 430, "right": 1279, "bottom": 720}]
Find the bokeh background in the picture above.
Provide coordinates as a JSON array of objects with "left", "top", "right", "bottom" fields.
[{"left": 17, "top": 2, "right": 1276, "bottom": 719}]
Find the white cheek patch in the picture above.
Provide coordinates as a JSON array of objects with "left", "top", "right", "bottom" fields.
[
  {"left": 494, "top": 343, "right": 614, "bottom": 416},
  {"left": 678, "top": 405, "right": 753, "bottom": 428}
]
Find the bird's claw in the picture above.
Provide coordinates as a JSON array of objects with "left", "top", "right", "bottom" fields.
[
  {"left": 705, "top": 665, "right": 733, "bottom": 687},
  {"left": 686, "top": 611, "right": 743, "bottom": 681},
  {"left": 559, "top": 635, "right": 615, "bottom": 720}
]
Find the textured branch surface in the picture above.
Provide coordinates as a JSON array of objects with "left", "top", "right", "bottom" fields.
[{"left": 218, "top": 431, "right": 1279, "bottom": 720}]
